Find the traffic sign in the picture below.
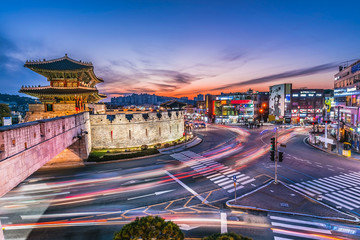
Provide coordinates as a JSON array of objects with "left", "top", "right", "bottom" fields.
[{"left": 232, "top": 175, "right": 237, "bottom": 181}]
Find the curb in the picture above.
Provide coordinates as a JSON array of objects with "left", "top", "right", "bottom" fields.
[
  {"left": 304, "top": 137, "right": 360, "bottom": 161},
  {"left": 84, "top": 137, "right": 202, "bottom": 165},
  {"left": 226, "top": 180, "right": 359, "bottom": 223},
  {"left": 158, "top": 137, "right": 203, "bottom": 154}
]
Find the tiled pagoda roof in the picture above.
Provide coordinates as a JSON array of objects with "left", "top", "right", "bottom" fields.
[
  {"left": 19, "top": 86, "right": 100, "bottom": 95},
  {"left": 24, "top": 54, "right": 93, "bottom": 71}
]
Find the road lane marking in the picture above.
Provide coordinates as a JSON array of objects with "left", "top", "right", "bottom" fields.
[
  {"left": 164, "top": 170, "right": 208, "bottom": 204},
  {"left": 220, "top": 212, "right": 227, "bottom": 233},
  {"left": 127, "top": 190, "right": 175, "bottom": 201}
]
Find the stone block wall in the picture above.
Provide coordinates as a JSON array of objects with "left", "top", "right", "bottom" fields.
[
  {"left": 90, "top": 111, "right": 184, "bottom": 149},
  {"left": 0, "top": 112, "right": 91, "bottom": 197}
]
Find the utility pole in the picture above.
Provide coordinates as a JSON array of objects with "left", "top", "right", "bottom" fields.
[
  {"left": 274, "top": 127, "right": 278, "bottom": 184},
  {"left": 337, "top": 106, "right": 340, "bottom": 153}
]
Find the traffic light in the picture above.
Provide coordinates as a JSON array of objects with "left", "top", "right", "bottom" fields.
[
  {"left": 270, "top": 137, "right": 275, "bottom": 151},
  {"left": 279, "top": 151, "right": 284, "bottom": 162},
  {"left": 270, "top": 151, "right": 275, "bottom": 161}
]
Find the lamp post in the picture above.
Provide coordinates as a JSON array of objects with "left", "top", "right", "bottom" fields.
[{"left": 259, "top": 109, "right": 264, "bottom": 123}]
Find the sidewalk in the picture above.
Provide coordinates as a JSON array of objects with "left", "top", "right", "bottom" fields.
[
  {"left": 305, "top": 136, "right": 360, "bottom": 161},
  {"left": 226, "top": 180, "right": 358, "bottom": 222}
]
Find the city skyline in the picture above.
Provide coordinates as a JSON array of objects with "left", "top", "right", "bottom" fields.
[{"left": 1, "top": 1, "right": 360, "bottom": 100}]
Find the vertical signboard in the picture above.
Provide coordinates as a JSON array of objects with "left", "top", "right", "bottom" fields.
[
  {"left": 2, "top": 117, "right": 12, "bottom": 126},
  {"left": 269, "top": 84, "right": 285, "bottom": 118}
]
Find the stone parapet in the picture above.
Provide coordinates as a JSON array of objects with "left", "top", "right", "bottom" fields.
[{"left": 90, "top": 111, "right": 184, "bottom": 149}]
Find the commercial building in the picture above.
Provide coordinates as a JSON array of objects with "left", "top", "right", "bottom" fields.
[
  {"left": 269, "top": 83, "right": 329, "bottom": 124},
  {"left": 205, "top": 90, "right": 269, "bottom": 124},
  {"left": 290, "top": 89, "right": 325, "bottom": 124},
  {"left": 334, "top": 59, "right": 360, "bottom": 149}
]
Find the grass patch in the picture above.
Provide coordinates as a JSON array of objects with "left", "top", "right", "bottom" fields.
[{"left": 87, "top": 148, "right": 159, "bottom": 162}]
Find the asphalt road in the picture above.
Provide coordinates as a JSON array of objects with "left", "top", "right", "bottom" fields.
[{"left": 1, "top": 124, "right": 360, "bottom": 240}]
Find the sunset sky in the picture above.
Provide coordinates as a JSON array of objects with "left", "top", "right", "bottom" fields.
[{"left": 1, "top": 0, "right": 360, "bottom": 100}]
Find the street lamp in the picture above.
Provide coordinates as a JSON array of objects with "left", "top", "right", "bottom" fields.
[{"left": 259, "top": 109, "right": 264, "bottom": 123}]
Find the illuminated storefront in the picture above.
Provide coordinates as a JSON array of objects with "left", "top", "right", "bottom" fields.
[{"left": 212, "top": 91, "right": 268, "bottom": 123}]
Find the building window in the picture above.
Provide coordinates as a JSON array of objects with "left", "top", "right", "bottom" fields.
[
  {"left": 145, "top": 129, "right": 148, "bottom": 137},
  {"left": 159, "top": 127, "right": 161, "bottom": 136},
  {"left": 24, "top": 142, "right": 27, "bottom": 149},
  {"left": 12, "top": 139, "right": 15, "bottom": 146},
  {"left": 129, "top": 130, "right": 131, "bottom": 139},
  {"left": 34, "top": 132, "right": 36, "bottom": 138},
  {"left": 170, "top": 126, "right": 172, "bottom": 133}
]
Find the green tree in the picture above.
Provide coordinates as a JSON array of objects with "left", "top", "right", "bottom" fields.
[
  {"left": 113, "top": 216, "right": 184, "bottom": 240},
  {"left": 0, "top": 103, "right": 11, "bottom": 119},
  {"left": 202, "top": 232, "right": 252, "bottom": 240}
]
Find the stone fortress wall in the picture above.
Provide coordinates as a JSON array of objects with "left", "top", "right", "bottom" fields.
[
  {"left": 0, "top": 112, "right": 91, "bottom": 197},
  {"left": 90, "top": 111, "right": 185, "bottom": 149}
]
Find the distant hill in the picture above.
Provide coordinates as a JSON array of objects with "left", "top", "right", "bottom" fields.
[{"left": 0, "top": 93, "right": 38, "bottom": 106}]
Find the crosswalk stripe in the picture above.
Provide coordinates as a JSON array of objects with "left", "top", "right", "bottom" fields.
[
  {"left": 214, "top": 178, "right": 230, "bottom": 184},
  {"left": 330, "top": 175, "right": 359, "bottom": 186},
  {"left": 344, "top": 189, "right": 360, "bottom": 198},
  {"left": 338, "top": 174, "right": 360, "bottom": 183},
  {"left": 272, "top": 229, "right": 329, "bottom": 239},
  {"left": 305, "top": 181, "right": 333, "bottom": 192},
  {"left": 237, "top": 176, "right": 250, "bottom": 182},
  {"left": 273, "top": 237, "right": 293, "bottom": 240},
  {"left": 350, "top": 188, "right": 360, "bottom": 195},
  {"left": 322, "top": 178, "right": 348, "bottom": 188},
  {"left": 289, "top": 185, "right": 315, "bottom": 196},
  {"left": 322, "top": 196, "right": 354, "bottom": 210},
  {"left": 316, "top": 179, "right": 341, "bottom": 190},
  {"left": 205, "top": 163, "right": 220, "bottom": 168},
  {"left": 271, "top": 222, "right": 332, "bottom": 234},
  {"left": 193, "top": 165, "right": 206, "bottom": 170},
  {"left": 227, "top": 185, "right": 244, "bottom": 193},
  {"left": 295, "top": 183, "right": 321, "bottom": 195},
  {"left": 324, "top": 193, "right": 359, "bottom": 208},
  {"left": 228, "top": 173, "right": 244, "bottom": 178},
  {"left": 329, "top": 176, "right": 358, "bottom": 186},
  {"left": 207, "top": 173, "right": 221, "bottom": 179},
  {"left": 301, "top": 182, "right": 328, "bottom": 193},
  {"left": 221, "top": 169, "right": 237, "bottom": 175},
  {"left": 223, "top": 183, "right": 235, "bottom": 189},
  {"left": 330, "top": 192, "right": 360, "bottom": 205},
  {"left": 241, "top": 178, "right": 255, "bottom": 185},
  {"left": 210, "top": 176, "right": 224, "bottom": 181},
  {"left": 348, "top": 172, "right": 360, "bottom": 178},
  {"left": 219, "top": 167, "right": 230, "bottom": 172},
  {"left": 202, "top": 170, "right": 218, "bottom": 176},
  {"left": 218, "top": 180, "right": 233, "bottom": 186},
  {"left": 312, "top": 180, "right": 338, "bottom": 191},
  {"left": 269, "top": 216, "right": 326, "bottom": 227}
]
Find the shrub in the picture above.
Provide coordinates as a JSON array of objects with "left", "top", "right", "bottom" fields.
[
  {"left": 164, "top": 143, "right": 170, "bottom": 148},
  {"left": 154, "top": 143, "right": 162, "bottom": 149},
  {"left": 113, "top": 216, "right": 184, "bottom": 240},
  {"left": 202, "top": 232, "right": 252, "bottom": 240},
  {"left": 141, "top": 145, "right": 148, "bottom": 150}
]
